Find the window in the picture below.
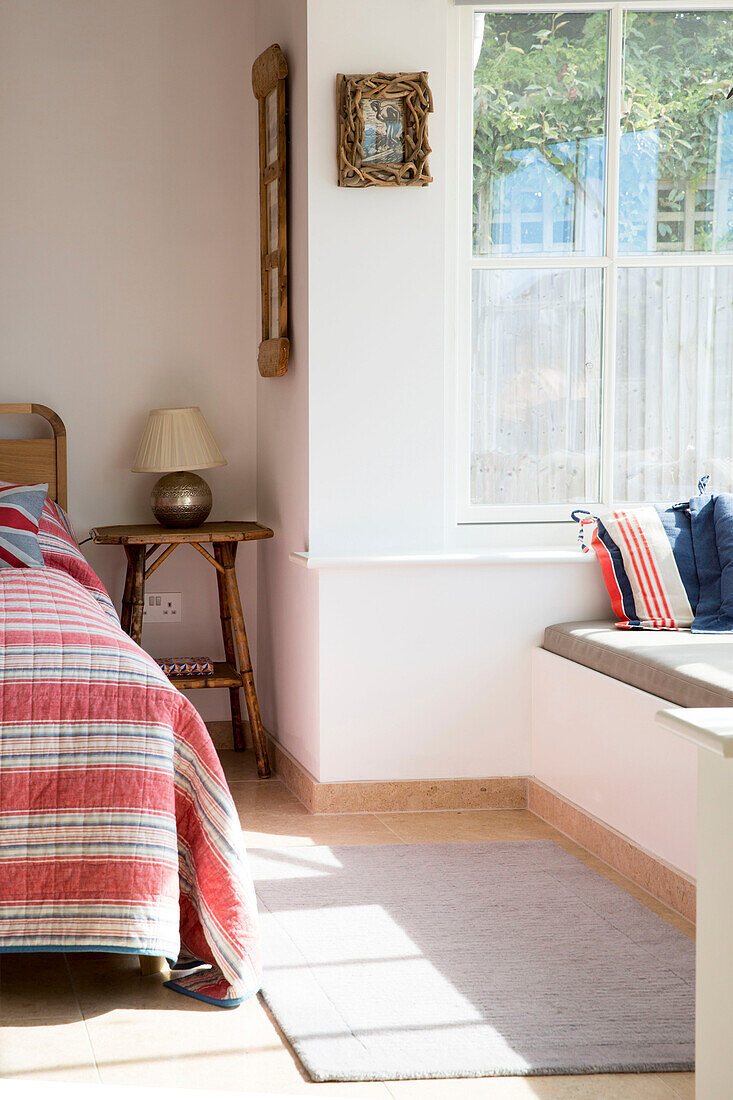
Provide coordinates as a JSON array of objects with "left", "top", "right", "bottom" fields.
[{"left": 460, "top": 4, "right": 733, "bottom": 523}]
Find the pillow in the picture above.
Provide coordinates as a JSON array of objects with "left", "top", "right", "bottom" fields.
[
  {"left": 37, "top": 496, "right": 84, "bottom": 566},
  {"left": 0, "top": 483, "right": 117, "bottom": 620},
  {"left": 574, "top": 504, "right": 697, "bottom": 630},
  {"left": 0, "top": 482, "right": 48, "bottom": 569},
  {"left": 689, "top": 493, "right": 733, "bottom": 633},
  {"left": 36, "top": 497, "right": 116, "bottom": 613}
]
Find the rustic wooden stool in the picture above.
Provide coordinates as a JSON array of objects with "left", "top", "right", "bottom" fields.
[{"left": 90, "top": 521, "right": 273, "bottom": 778}]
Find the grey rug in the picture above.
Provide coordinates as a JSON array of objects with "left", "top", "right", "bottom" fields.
[{"left": 250, "top": 841, "right": 695, "bottom": 1082}]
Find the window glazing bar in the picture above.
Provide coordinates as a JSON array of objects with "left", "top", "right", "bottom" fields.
[
  {"left": 463, "top": 2, "right": 733, "bottom": 11},
  {"left": 599, "top": 3, "right": 623, "bottom": 506},
  {"left": 470, "top": 255, "right": 733, "bottom": 270}
]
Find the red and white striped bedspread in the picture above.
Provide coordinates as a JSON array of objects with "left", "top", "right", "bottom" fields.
[{"left": 0, "top": 518, "right": 261, "bottom": 1007}]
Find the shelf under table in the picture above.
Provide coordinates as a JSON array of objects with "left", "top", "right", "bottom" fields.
[{"left": 163, "top": 661, "right": 242, "bottom": 690}]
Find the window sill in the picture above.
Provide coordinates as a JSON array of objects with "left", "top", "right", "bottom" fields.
[{"left": 289, "top": 548, "right": 591, "bottom": 570}]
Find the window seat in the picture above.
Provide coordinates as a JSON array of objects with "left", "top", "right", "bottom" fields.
[
  {"left": 531, "top": 622, "right": 702, "bottom": 894},
  {"left": 543, "top": 621, "right": 733, "bottom": 709}
]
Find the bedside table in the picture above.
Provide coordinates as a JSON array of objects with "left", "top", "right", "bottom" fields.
[{"left": 90, "top": 522, "right": 274, "bottom": 778}]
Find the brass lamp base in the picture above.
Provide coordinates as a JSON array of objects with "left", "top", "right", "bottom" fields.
[{"left": 151, "top": 472, "right": 212, "bottom": 528}]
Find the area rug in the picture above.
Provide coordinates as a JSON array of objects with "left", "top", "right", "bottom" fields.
[{"left": 249, "top": 841, "right": 694, "bottom": 1082}]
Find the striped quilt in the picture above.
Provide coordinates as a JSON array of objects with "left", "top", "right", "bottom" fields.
[{"left": 0, "top": 501, "right": 261, "bottom": 1006}]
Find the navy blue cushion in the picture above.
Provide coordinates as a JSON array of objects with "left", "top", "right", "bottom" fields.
[
  {"left": 691, "top": 493, "right": 733, "bottom": 632},
  {"left": 656, "top": 503, "right": 699, "bottom": 612},
  {"left": 690, "top": 495, "right": 721, "bottom": 632},
  {"left": 715, "top": 494, "right": 733, "bottom": 631}
]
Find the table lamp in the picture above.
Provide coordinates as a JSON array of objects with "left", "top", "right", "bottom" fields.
[{"left": 132, "top": 406, "right": 226, "bottom": 527}]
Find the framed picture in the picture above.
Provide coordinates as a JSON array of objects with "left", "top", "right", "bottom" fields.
[
  {"left": 337, "top": 72, "right": 433, "bottom": 188},
  {"left": 252, "top": 44, "right": 289, "bottom": 377}
]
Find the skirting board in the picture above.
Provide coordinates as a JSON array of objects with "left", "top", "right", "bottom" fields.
[
  {"left": 205, "top": 722, "right": 696, "bottom": 920},
  {"left": 204, "top": 722, "right": 524, "bottom": 812},
  {"left": 267, "top": 737, "right": 527, "bottom": 813},
  {"left": 205, "top": 721, "right": 236, "bottom": 750},
  {"left": 528, "top": 778, "right": 696, "bottom": 924}
]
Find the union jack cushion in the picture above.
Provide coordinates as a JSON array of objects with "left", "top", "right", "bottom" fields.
[
  {"left": 574, "top": 504, "right": 698, "bottom": 630},
  {"left": 0, "top": 482, "right": 48, "bottom": 570}
]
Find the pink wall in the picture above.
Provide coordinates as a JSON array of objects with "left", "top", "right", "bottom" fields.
[
  {"left": 0, "top": 0, "right": 260, "bottom": 719},
  {"left": 254, "top": 0, "right": 321, "bottom": 774}
]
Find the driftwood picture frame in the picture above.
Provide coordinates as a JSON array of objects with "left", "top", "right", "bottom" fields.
[
  {"left": 252, "top": 44, "right": 289, "bottom": 377},
  {"left": 337, "top": 71, "right": 433, "bottom": 188}
]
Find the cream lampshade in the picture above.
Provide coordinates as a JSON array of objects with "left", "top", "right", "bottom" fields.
[{"left": 132, "top": 407, "right": 226, "bottom": 528}]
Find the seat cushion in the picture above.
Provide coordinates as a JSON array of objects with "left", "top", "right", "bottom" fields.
[{"left": 543, "top": 620, "right": 733, "bottom": 708}]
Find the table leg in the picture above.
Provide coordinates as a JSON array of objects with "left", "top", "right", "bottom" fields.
[
  {"left": 139, "top": 955, "right": 167, "bottom": 976},
  {"left": 220, "top": 543, "right": 271, "bottom": 779},
  {"left": 214, "top": 542, "right": 245, "bottom": 752},
  {"left": 128, "top": 545, "right": 147, "bottom": 645},
  {"left": 121, "top": 547, "right": 135, "bottom": 634}
]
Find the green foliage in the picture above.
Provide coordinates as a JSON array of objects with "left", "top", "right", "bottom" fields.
[
  {"left": 622, "top": 10, "right": 733, "bottom": 183},
  {"left": 473, "top": 12, "right": 606, "bottom": 194},
  {"left": 473, "top": 9, "right": 733, "bottom": 248}
]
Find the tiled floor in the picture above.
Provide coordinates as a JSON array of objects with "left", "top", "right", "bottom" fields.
[{"left": 0, "top": 749, "right": 695, "bottom": 1099}]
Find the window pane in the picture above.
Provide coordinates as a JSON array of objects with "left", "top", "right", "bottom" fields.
[
  {"left": 471, "top": 269, "right": 603, "bottom": 506},
  {"left": 614, "top": 266, "right": 733, "bottom": 500},
  {"left": 619, "top": 10, "right": 733, "bottom": 255},
  {"left": 473, "top": 11, "right": 608, "bottom": 258}
]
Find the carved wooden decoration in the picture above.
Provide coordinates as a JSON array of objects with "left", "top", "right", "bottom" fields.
[
  {"left": 337, "top": 72, "right": 433, "bottom": 188},
  {"left": 252, "top": 44, "right": 289, "bottom": 377}
]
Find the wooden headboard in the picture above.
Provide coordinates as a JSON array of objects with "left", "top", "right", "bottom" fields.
[{"left": 0, "top": 404, "right": 67, "bottom": 510}]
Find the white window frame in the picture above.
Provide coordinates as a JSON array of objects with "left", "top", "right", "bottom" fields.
[{"left": 456, "top": 0, "right": 733, "bottom": 525}]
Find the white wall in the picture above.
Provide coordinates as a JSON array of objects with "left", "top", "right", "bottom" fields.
[
  {"left": 0, "top": 0, "right": 260, "bottom": 720},
  {"left": 277, "top": 0, "right": 610, "bottom": 782},
  {"left": 307, "top": 0, "right": 448, "bottom": 557},
  {"left": 533, "top": 649, "right": 698, "bottom": 876},
  {"left": 315, "top": 559, "right": 608, "bottom": 782}
]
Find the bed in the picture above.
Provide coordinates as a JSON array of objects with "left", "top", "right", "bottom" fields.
[{"left": 0, "top": 404, "right": 261, "bottom": 1006}]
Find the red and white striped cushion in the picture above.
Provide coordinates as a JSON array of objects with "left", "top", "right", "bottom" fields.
[
  {"left": 577, "top": 505, "right": 694, "bottom": 630},
  {"left": 601, "top": 507, "right": 693, "bottom": 629}
]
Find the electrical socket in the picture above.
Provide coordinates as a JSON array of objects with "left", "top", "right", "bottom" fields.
[{"left": 143, "top": 593, "right": 182, "bottom": 623}]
